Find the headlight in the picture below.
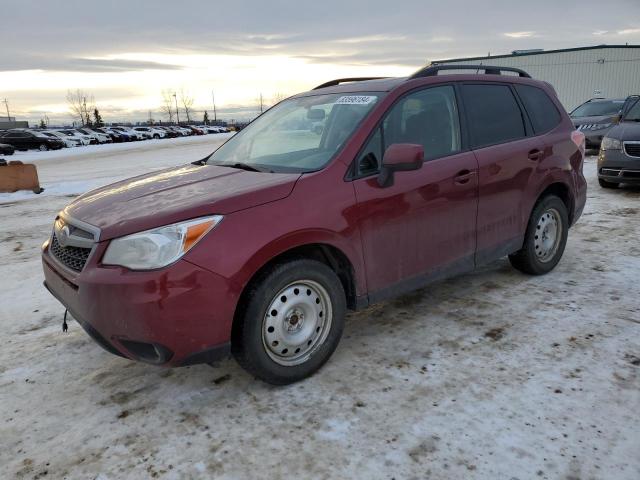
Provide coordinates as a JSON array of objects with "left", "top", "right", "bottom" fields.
[
  {"left": 102, "top": 215, "right": 223, "bottom": 270},
  {"left": 592, "top": 123, "right": 611, "bottom": 130},
  {"left": 601, "top": 137, "right": 622, "bottom": 151}
]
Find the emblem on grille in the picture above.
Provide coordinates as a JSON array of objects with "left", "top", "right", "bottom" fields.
[
  {"left": 57, "top": 225, "right": 71, "bottom": 247},
  {"left": 54, "top": 219, "right": 71, "bottom": 248}
]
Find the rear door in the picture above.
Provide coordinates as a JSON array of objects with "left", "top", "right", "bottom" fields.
[
  {"left": 352, "top": 85, "right": 479, "bottom": 297},
  {"left": 460, "top": 83, "right": 542, "bottom": 264}
]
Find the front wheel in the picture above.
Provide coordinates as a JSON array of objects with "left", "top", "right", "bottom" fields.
[
  {"left": 509, "top": 195, "right": 569, "bottom": 275},
  {"left": 39, "top": 144, "right": 49, "bottom": 151},
  {"left": 232, "top": 259, "right": 346, "bottom": 385}
]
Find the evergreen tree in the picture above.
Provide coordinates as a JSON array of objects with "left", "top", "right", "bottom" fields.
[
  {"left": 39, "top": 118, "right": 46, "bottom": 129},
  {"left": 203, "top": 111, "right": 209, "bottom": 125},
  {"left": 93, "top": 108, "right": 104, "bottom": 127}
]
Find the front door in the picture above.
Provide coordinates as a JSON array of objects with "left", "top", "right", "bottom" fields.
[{"left": 351, "top": 85, "right": 479, "bottom": 298}]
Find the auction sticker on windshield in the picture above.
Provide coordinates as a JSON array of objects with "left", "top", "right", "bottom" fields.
[{"left": 335, "top": 95, "right": 377, "bottom": 105}]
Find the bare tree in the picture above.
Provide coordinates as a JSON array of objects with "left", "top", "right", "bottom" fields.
[
  {"left": 66, "top": 89, "right": 94, "bottom": 126},
  {"left": 180, "top": 89, "right": 194, "bottom": 123},
  {"left": 160, "top": 89, "right": 175, "bottom": 123}
]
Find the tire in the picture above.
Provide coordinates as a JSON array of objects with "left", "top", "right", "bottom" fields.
[
  {"left": 153, "top": 134, "right": 160, "bottom": 139},
  {"left": 39, "top": 144, "right": 49, "bottom": 151},
  {"left": 509, "top": 195, "right": 569, "bottom": 275},
  {"left": 232, "top": 259, "right": 346, "bottom": 385},
  {"left": 598, "top": 178, "right": 618, "bottom": 189}
]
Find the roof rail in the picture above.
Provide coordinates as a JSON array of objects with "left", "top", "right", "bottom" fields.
[
  {"left": 410, "top": 64, "right": 531, "bottom": 79},
  {"left": 313, "top": 77, "right": 388, "bottom": 90}
]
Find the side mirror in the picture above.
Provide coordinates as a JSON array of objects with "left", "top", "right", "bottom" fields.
[
  {"left": 612, "top": 114, "right": 621, "bottom": 124},
  {"left": 377, "top": 143, "right": 424, "bottom": 187}
]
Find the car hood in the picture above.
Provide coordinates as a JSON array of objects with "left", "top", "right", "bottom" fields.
[
  {"left": 63, "top": 164, "right": 301, "bottom": 241},
  {"left": 606, "top": 121, "right": 640, "bottom": 140},
  {"left": 571, "top": 115, "right": 616, "bottom": 126}
]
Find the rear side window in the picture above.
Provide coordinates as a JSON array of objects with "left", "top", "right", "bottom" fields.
[
  {"left": 461, "top": 84, "right": 526, "bottom": 148},
  {"left": 515, "top": 84, "right": 561, "bottom": 134}
]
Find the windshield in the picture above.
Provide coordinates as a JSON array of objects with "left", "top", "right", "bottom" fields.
[
  {"left": 206, "top": 93, "right": 382, "bottom": 173},
  {"left": 623, "top": 100, "right": 640, "bottom": 121},
  {"left": 571, "top": 100, "right": 623, "bottom": 117}
]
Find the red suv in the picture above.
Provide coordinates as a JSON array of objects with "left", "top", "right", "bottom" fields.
[{"left": 42, "top": 65, "right": 587, "bottom": 384}]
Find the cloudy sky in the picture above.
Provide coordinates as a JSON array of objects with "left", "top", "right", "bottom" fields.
[{"left": 1, "top": 0, "right": 639, "bottom": 124}]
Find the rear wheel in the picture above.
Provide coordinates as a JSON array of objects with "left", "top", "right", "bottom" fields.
[
  {"left": 232, "top": 259, "right": 346, "bottom": 385},
  {"left": 509, "top": 195, "right": 568, "bottom": 275},
  {"left": 153, "top": 134, "right": 160, "bottom": 139},
  {"left": 598, "top": 178, "right": 618, "bottom": 189},
  {"left": 39, "top": 144, "right": 49, "bottom": 151}
]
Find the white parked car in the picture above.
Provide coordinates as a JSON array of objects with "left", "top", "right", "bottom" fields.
[
  {"left": 76, "top": 127, "right": 111, "bottom": 144},
  {"left": 176, "top": 126, "right": 192, "bottom": 136},
  {"left": 57, "top": 129, "right": 94, "bottom": 145},
  {"left": 198, "top": 125, "right": 219, "bottom": 134},
  {"left": 38, "top": 131, "right": 76, "bottom": 148},
  {"left": 133, "top": 126, "right": 166, "bottom": 139},
  {"left": 54, "top": 130, "right": 90, "bottom": 146}
]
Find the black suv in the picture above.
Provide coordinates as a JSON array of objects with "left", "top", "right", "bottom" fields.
[
  {"left": 570, "top": 97, "right": 638, "bottom": 149},
  {"left": 0, "top": 129, "right": 65, "bottom": 151}
]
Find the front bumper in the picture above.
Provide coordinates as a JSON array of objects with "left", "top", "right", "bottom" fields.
[
  {"left": 597, "top": 149, "right": 640, "bottom": 184},
  {"left": 42, "top": 241, "right": 234, "bottom": 366}
]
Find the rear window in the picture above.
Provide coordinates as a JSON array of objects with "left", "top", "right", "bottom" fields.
[
  {"left": 515, "top": 85, "right": 561, "bottom": 134},
  {"left": 461, "top": 84, "right": 526, "bottom": 148}
]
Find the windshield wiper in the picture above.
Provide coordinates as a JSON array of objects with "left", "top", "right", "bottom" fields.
[
  {"left": 228, "top": 162, "right": 263, "bottom": 172},
  {"left": 214, "top": 162, "right": 273, "bottom": 173}
]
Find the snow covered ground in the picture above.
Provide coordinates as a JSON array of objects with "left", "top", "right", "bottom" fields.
[
  {"left": 0, "top": 143, "right": 638, "bottom": 479},
  {"left": 0, "top": 133, "right": 234, "bottom": 203}
]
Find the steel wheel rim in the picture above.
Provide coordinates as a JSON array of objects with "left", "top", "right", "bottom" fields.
[
  {"left": 262, "top": 280, "right": 332, "bottom": 366},
  {"left": 534, "top": 207, "right": 562, "bottom": 263}
]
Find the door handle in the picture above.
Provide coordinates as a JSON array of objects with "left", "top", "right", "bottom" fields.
[
  {"left": 453, "top": 170, "right": 476, "bottom": 184},
  {"left": 528, "top": 149, "right": 544, "bottom": 161}
]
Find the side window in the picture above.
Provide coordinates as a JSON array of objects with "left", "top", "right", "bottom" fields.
[
  {"left": 383, "top": 86, "right": 461, "bottom": 161},
  {"left": 461, "top": 84, "right": 526, "bottom": 148},
  {"left": 356, "top": 85, "right": 461, "bottom": 176},
  {"left": 515, "top": 84, "right": 561, "bottom": 134}
]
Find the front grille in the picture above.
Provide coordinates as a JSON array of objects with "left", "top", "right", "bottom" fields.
[
  {"left": 50, "top": 234, "right": 91, "bottom": 272},
  {"left": 624, "top": 143, "right": 640, "bottom": 158}
]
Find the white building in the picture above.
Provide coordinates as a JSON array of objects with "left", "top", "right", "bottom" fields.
[{"left": 432, "top": 45, "right": 640, "bottom": 111}]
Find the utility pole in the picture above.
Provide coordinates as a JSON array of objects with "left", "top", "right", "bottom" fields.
[
  {"left": 260, "top": 93, "right": 264, "bottom": 113},
  {"left": 173, "top": 92, "right": 180, "bottom": 124},
  {"left": 211, "top": 90, "right": 217, "bottom": 122},
  {"left": 82, "top": 96, "right": 88, "bottom": 125},
  {"left": 2, "top": 98, "right": 10, "bottom": 119}
]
